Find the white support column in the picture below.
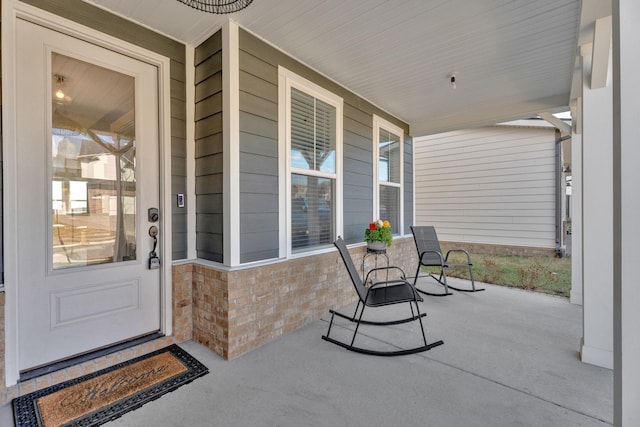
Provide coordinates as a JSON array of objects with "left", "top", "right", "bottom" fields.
[
  {"left": 186, "top": 45, "right": 197, "bottom": 260},
  {"left": 592, "top": 16, "right": 613, "bottom": 90},
  {"left": 570, "top": 129, "right": 583, "bottom": 306},
  {"left": 580, "top": 38, "right": 614, "bottom": 369},
  {"left": 222, "top": 20, "right": 241, "bottom": 267},
  {"left": 570, "top": 56, "right": 584, "bottom": 307},
  {"left": 613, "top": 1, "right": 640, "bottom": 424}
]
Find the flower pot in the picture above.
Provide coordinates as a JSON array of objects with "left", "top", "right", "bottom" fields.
[{"left": 366, "top": 241, "right": 387, "bottom": 251}]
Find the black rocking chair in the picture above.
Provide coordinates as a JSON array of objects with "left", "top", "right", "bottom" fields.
[
  {"left": 411, "top": 226, "right": 485, "bottom": 296},
  {"left": 322, "top": 237, "right": 443, "bottom": 356}
]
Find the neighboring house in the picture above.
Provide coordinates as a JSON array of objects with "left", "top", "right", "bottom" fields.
[
  {"left": 0, "top": 0, "right": 416, "bottom": 403},
  {"left": 414, "top": 121, "right": 567, "bottom": 256}
]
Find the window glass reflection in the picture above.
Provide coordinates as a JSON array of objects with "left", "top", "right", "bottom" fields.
[{"left": 51, "top": 53, "right": 137, "bottom": 269}]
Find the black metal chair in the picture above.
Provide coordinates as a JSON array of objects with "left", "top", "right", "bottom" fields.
[
  {"left": 322, "top": 237, "right": 443, "bottom": 356},
  {"left": 411, "top": 226, "right": 485, "bottom": 296}
]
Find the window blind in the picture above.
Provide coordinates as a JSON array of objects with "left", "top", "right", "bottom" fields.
[{"left": 291, "top": 87, "right": 336, "bottom": 173}]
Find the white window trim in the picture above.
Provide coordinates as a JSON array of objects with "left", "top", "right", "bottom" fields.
[
  {"left": 278, "top": 67, "right": 343, "bottom": 258},
  {"left": 223, "top": 20, "right": 241, "bottom": 266},
  {"left": 373, "top": 114, "right": 404, "bottom": 236}
]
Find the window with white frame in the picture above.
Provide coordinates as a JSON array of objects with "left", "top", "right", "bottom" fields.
[
  {"left": 374, "top": 115, "right": 403, "bottom": 234},
  {"left": 280, "top": 68, "right": 343, "bottom": 254}
]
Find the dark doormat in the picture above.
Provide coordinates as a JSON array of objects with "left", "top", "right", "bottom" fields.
[{"left": 13, "top": 344, "right": 209, "bottom": 427}]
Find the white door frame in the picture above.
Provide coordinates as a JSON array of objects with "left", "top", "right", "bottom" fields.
[{"left": 2, "top": 1, "right": 174, "bottom": 386}]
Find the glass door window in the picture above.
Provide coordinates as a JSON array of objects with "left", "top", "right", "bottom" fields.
[{"left": 51, "top": 53, "right": 137, "bottom": 269}]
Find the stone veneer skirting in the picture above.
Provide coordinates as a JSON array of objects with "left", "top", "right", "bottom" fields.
[
  {"left": 191, "top": 237, "right": 418, "bottom": 360},
  {"left": 0, "top": 236, "right": 553, "bottom": 406}
]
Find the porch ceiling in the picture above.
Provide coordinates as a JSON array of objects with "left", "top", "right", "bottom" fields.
[{"left": 83, "top": 0, "right": 582, "bottom": 136}]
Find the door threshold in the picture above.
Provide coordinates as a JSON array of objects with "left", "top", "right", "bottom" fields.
[{"left": 19, "top": 332, "right": 164, "bottom": 382}]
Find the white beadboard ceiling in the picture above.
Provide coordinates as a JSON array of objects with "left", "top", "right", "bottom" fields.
[{"left": 83, "top": 0, "right": 585, "bottom": 136}]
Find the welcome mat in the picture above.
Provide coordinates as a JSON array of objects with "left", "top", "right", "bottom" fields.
[{"left": 13, "top": 344, "right": 208, "bottom": 427}]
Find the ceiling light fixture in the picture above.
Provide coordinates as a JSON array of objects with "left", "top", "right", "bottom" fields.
[
  {"left": 53, "top": 74, "right": 73, "bottom": 104},
  {"left": 54, "top": 74, "right": 66, "bottom": 100},
  {"left": 176, "top": 0, "right": 253, "bottom": 14},
  {"left": 448, "top": 72, "right": 457, "bottom": 90}
]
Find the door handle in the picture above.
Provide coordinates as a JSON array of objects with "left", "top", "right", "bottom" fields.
[{"left": 148, "top": 226, "right": 160, "bottom": 269}]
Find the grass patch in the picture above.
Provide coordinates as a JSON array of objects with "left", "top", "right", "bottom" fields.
[{"left": 425, "top": 252, "right": 572, "bottom": 298}]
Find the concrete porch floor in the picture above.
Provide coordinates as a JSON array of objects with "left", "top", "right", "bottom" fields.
[{"left": 1, "top": 279, "right": 612, "bottom": 426}]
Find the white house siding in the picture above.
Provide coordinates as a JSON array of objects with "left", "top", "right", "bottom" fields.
[{"left": 414, "top": 125, "right": 557, "bottom": 249}]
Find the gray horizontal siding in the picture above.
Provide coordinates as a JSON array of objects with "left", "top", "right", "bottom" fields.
[
  {"left": 238, "top": 28, "right": 410, "bottom": 256},
  {"left": 342, "top": 126, "right": 373, "bottom": 243},
  {"left": 414, "top": 125, "right": 557, "bottom": 248},
  {"left": 22, "top": 0, "right": 188, "bottom": 260},
  {"left": 195, "top": 30, "right": 224, "bottom": 262},
  {"left": 238, "top": 41, "right": 279, "bottom": 263}
]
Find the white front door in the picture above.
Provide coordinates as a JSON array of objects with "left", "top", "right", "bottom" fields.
[{"left": 15, "top": 19, "right": 162, "bottom": 371}]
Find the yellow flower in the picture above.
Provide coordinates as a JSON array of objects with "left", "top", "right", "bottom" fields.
[{"left": 383, "top": 220, "right": 391, "bottom": 228}]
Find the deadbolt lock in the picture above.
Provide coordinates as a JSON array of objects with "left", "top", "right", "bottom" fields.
[{"left": 148, "top": 207, "right": 159, "bottom": 222}]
